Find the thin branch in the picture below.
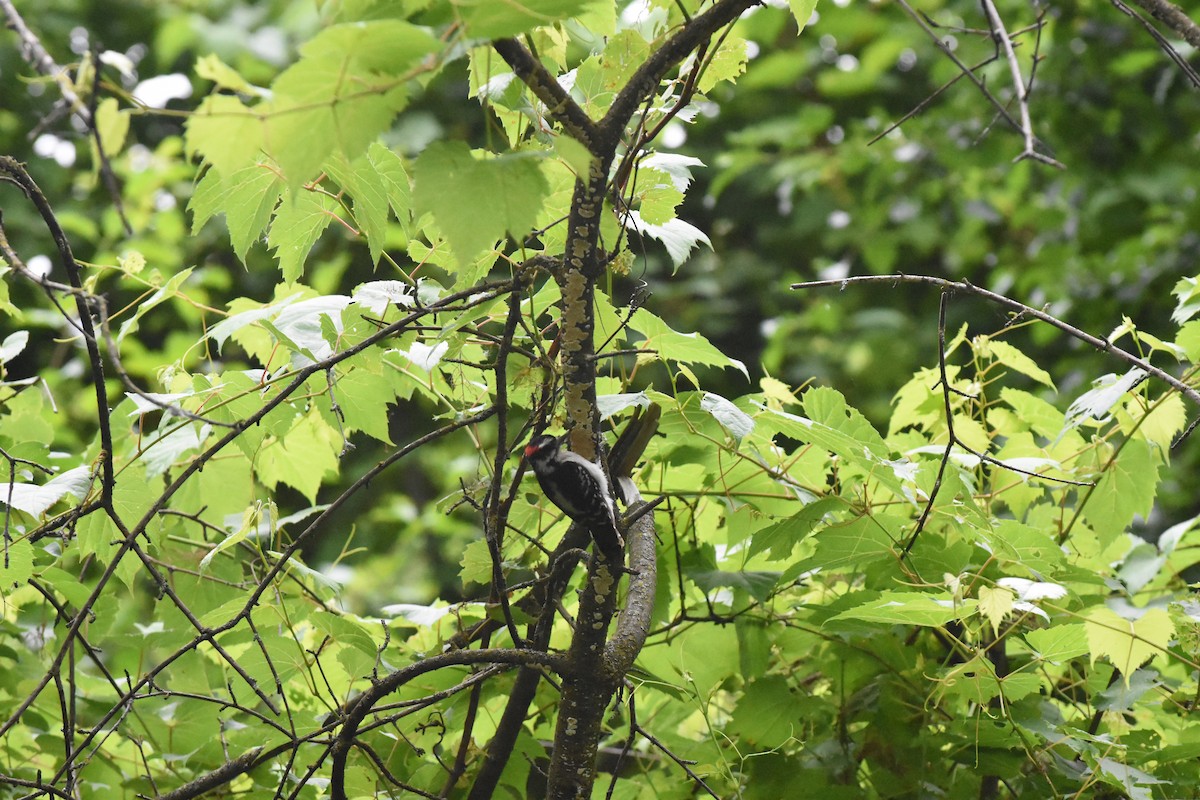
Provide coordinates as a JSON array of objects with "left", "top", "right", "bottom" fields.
[
  {"left": 85, "top": 45, "right": 132, "bottom": 233},
  {"left": 0, "top": 0, "right": 91, "bottom": 126},
  {"left": 893, "top": 0, "right": 1025, "bottom": 136},
  {"left": 903, "top": 293, "right": 956, "bottom": 556},
  {"left": 491, "top": 38, "right": 601, "bottom": 151},
  {"left": 483, "top": 279, "right": 528, "bottom": 648},
  {"left": 979, "top": 0, "right": 1064, "bottom": 166},
  {"left": 869, "top": 52, "right": 1002, "bottom": 145},
  {"left": 632, "top": 722, "right": 719, "bottom": 799},
  {"left": 151, "top": 747, "right": 265, "bottom": 800},
  {"left": 1111, "top": 0, "right": 1200, "bottom": 88},
  {"left": 329, "top": 648, "right": 568, "bottom": 800},
  {"left": 791, "top": 274, "right": 1200, "bottom": 446},
  {"left": 0, "top": 158, "right": 115, "bottom": 501},
  {"left": 601, "top": 0, "right": 759, "bottom": 147},
  {"left": 1125, "top": 0, "right": 1200, "bottom": 48}
]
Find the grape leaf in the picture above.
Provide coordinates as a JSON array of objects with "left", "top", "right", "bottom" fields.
[
  {"left": 1085, "top": 607, "right": 1174, "bottom": 684},
  {"left": 413, "top": 142, "right": 549, "bottom": 269}
]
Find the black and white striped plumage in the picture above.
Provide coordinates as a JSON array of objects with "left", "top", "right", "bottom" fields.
[{"left": 524, "top": 434, "right": 624, "bottom": 559}]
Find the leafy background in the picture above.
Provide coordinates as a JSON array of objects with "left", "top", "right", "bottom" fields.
[{"left": 2, "top": 0, "right": 1199, "bottom": 798}]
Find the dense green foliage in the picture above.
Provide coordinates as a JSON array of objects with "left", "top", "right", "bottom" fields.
[{"left": 2, "top": 0, "right": 1199, "bottom": 798}]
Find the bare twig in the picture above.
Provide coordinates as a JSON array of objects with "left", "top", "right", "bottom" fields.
[
  {"left": 328, "top": 648, "right": 567, "bottom": 800},
  {"left": 85, "top": 45, "right": 132, "bottom": 233},
  {"left": 979, "top": 0, "right": 1064, "bottom": 166},
  {"left": 791, "top": 274, "right": 1200, "bottom": 447},
  {"left": 0, "top": 0, "right": 91, "bottom": 126},
  {"left": 869, "top": 52, "right": 1002, "bottom": 145},
  {"left": 1126, "top": 0, "right": 1200, "bottom": 48},
  {"left": 1111, "top": 0, "right": 1200, "bottom": 88},
  {"left": 902, "top": 293, "right": 955, "bottom": 556},
  {"left": 893, "top": 0, "right": 1025, "bottom": 136}
]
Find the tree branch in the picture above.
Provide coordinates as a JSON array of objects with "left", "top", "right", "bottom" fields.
[
  {"left": 1126, "top": 0, "right": 1200, "bottom": 48},
  {"left": 791, "top": 274, "right": 1200, "bottom": 445},
  {"left": 600, "top": 0, "right": 761, "bottom": 147},
  {"left": 0, "top": 0, "right": 91, "bottom": 126},
  {"left": 492, "top": 37, "right": 601, "bottom": 152},
  {"left": 604, "top": 499, "right": 658, "bottom": 671},
  {"left": 1111, "top": 0, "right": 1200, "bottom": 88},
  {"left": 979, "top": 0, "right": 1063, "bottom": 167},
  {"left": 329, "top": 648, "right": 567, "bottom": 800}
]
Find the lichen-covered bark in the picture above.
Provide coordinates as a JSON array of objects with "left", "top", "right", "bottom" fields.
[
  {"left": 556, "top": 164, "right": 611, "bottom": 458},
  {"left": 544, "top": 556, "right": 623, "bottom": 799},
  {"left": 487, "top": 5, "right": 759, "bottom": 796}
]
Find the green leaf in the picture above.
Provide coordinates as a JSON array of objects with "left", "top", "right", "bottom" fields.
[
  {"left": 888, "top": 366, "right": 946, "bottom": 435},
  {"left": 0, "top": 538, "right": 34, "bottom": 589},
  {"left": 1025, "top": 623, "right": 1090, "bottom": 663},
  {"left": 459, "top": 537, "right": 494, "bottom": 586},
  {"left": 986, "top": 520, "right": 1065, "bottom": 573},
  {"left": 200, "top": 501, "right": 270, "bottom": 571},
  {"left": 1131, "top": 392, "right": 1185, "bottom": 453},
  {"left": 268, "top": 190, "right": 340, "bottom": 282},
  {"left": 0, "top": 330, "right": 27, "bottom": 364},
  {"left": 726, "top": 675, "right": 800, "bottom": 748},
  {"left": 998, "top": 387, "right": 1068, "bottom": 440},
  {"left": 195, "top": 53, "right": 261, "bottom": 95},
  {"left": 263, "top": 20, "right": 440, "bottom": 185},
  {"left": 697, "top": 35, "right": 749, "bottom": 93},
  {"left": 92, "top": 97, "right": 129, "bottom": 160},
  {"left": 1085, "top": 607, "right": 1174, "bottom": 683},
  {"left": 1095, "top": 757, "right": 1169, "bottom": 799},
  {"left": 333, "top": 361, "right": 394, "bottom": 444},
  {"left": 830, "top": 591, "right": 968, "bottom": 627},
  {"left": 748, "top": 497, "right": 840, "bottom": 561},
  {"left": 980, "top": 338, "right": 1056, "bottom": 390},
  {"left": 1080, "top": 439, "right": 1159, "bottom": 544},
  {"left": 367, "top": 142, "right": 412, "bottom": 235},
  {"left": 686, "top": 567, "right": 780, "bottom": 603},
  {"left": 190, "top": 165, "right": 283, "bottom": 262},
  {"left": 552, "top": 135, "right": 596, "bottom": 180},
  {"left": 638, "top": 184, "right": 683, "bottom": 225},
  {"left": 1175, "top": 319, "right": 1200, "bottom": 361},
  {"left": 38, "top": 566, "right": 92, "bottom": 608},
  {"left": 0, "top": 265, "right": 17, "bottom": 317},
  {"left": 257, "top": 410, "right": 341, "bottom": 502},
  {"left": 117, "top": 268, "right": 194, "bottom": 343},
  {"left": 110, "top": 460, "right": 160, "bottom": 531},
  {"left": 978, "top": 586, "right": 1014, "bottom": 634},
  {"left": 736, "top": 618, "right": 771, "bottom": 681},
  {"left": 326, "top": 154, "right": 391, "bottom": 265},
  {"left": 452, "top": 0, "right": 599, "bottom": 39},
  {"left": 185, "top": 94, "right": 265, "bottom": 177},
  {"left": 803, "top": 386, "right": 889, "bottom": 457},
  {"left": 629, "top": 307, "right": 748, "bottom": 377},
  {"left": 756, "top": 405, "right": 913, "bottom": 501},
  {"left": 412, "top": 142, "right": 549, "bottom": 268},
  {"left": 792, "top": 513, "right": 903, "bottom": 572},
  {"left": 1171, "top": 275, "right": 1200, "bottom": 324},
  {"left": 788, "top": 0, "right": 820, "bottom": 31}
]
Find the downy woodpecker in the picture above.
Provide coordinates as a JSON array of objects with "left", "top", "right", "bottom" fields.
[{"left": 524, "top": 434, "right": 624, "bottom": 560}]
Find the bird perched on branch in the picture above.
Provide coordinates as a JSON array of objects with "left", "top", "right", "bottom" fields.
[{"left": 524, "top": 434, "right": 625, "bottom": 560}]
